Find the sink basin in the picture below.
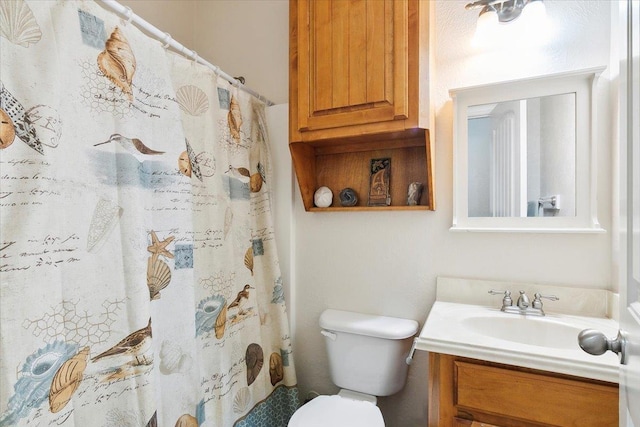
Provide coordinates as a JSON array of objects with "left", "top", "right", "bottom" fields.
[
  {"left": 416, "top": 301, "right": 620, "bottom": 383},
  {"left": 461, "top": 316, "right": 583, "bottom": 350}
]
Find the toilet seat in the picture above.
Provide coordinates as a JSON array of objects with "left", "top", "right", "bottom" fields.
[{"left": 288, "top": 395, "right": 384, "bottom": 427}]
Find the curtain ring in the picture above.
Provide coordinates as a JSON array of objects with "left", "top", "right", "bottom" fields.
[
  {"left": 191, "top": 51, "right": 199, "bottom": 65},
  {"left": 123, "top": 6, "right": 134, "bottom": 25},
  {"left": 161, "top": 32, "right": 172, "bottom": 49}
]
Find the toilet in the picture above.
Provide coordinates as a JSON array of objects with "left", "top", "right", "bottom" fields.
[{"left": 288, "top": 309, "right": 419, "bottom": 427}]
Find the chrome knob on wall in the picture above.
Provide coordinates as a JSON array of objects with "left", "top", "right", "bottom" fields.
[{"left": 578, "top": 329, "right": 628, "bottom": 365}]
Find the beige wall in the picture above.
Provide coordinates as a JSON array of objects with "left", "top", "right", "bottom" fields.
[
  {"left": 101, "top": 1, "right": 616, "bottom": 426},
  {"left": 117, "top": 0, "right": 196, "bottom": 48},
  {"left": 193, "top": 1, "right": 289, "bottom": 105}
]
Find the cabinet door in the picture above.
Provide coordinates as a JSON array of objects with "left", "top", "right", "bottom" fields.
[
  {"left": 295, "top": 0, "right": 410, "bottom": 133},
  {"left": 429, "top": 353, "right": 618, "bottom": 427},
  {"left": 455, "top": 361, "right": 618, "bottom": 426}
]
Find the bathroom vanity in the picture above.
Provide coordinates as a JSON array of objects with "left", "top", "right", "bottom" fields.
[
  {"left": 428, "top": 352, "right": 617, "bottom": 427},
  {"left": 417, "top": 278, "right": 620, "bottom": 427}
]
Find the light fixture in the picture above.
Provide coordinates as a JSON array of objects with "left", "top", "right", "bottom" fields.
[
  {"left": 466, "top": 0, "right": 545, "bottom": 24},
  {"left": 467, "top": 0, "right": 548, "bottom": 47}
]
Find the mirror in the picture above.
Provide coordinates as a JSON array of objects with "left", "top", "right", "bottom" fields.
[
  {"left": 451, "top": 67, "right": 605, "bottom": 232},
  {"left": 468, "top": 93, "right": 576, "bottom": 218}
]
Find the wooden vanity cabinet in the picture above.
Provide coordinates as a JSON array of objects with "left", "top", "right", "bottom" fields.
[
  {"left": 428, "top": 353, "right": 618, "bottom": 427},
  {"left": 289, "top": 0, "right": 434, "bottom": 211}
]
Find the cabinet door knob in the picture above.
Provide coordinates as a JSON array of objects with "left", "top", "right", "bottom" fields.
[{"left": 578, "top": 329, "right": 628, "bottom": 365}]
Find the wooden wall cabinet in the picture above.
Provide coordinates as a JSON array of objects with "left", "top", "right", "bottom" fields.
[
  {"left": 289, "top": 0, "right": 434, "bottom": 211},
  {"left": 428, "top": 353, "right": 619, "bottom": 427}
]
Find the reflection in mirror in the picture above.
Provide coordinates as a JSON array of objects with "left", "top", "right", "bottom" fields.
[
  {"left": 467, "top": 93, "right": 576, "bottom": 218},
  {"left": 450, "top": 67, "right": 606, "bottom": 232}
]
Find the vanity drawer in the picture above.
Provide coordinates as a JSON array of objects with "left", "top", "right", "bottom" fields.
[{"left": 454, "top": 361, "right": 618, "bottom": 426}]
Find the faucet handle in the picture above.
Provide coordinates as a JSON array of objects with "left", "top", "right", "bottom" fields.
[
  {"left": 532, "top": 293, "right": 559, "bottom": 309},
  {"left": 488, "top": 290, "right": 512, "bottom": 307}
]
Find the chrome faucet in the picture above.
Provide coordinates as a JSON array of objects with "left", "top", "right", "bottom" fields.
[
  {"left": 489, "top": 290, "right": 558, "bottom": 316},
  {"left": 516, "top": 290, "right": 530, "bottom": 309}
]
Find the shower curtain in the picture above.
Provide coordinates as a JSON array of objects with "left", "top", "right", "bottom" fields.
[{"left": 0, "top": 1, "right": 298, "bottom": 426}]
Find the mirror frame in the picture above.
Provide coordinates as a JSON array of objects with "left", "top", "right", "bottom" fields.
[{"left": 450, "top": 67, "right": 606, "bottom": 233}]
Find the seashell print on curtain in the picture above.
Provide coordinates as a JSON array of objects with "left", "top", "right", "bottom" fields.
[
  {"left": 0, "top": 1, "right": 298, "bottom": 426},
  {"left": 0, "top": 0, "right": 42, "bottom": 48},
  {"left": 97, "top": 27, "right": 136, "bottom": 101}
]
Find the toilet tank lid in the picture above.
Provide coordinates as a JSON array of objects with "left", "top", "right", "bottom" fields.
[{"left": 319, "top": 309, "right": 419, "bottom": 339}]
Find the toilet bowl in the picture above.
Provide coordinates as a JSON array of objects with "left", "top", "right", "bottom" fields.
[
  {"left": 288, "top": 391, "right": 384, "bottom": 427},
  {"left": 287, "top": 309, "right": 418, "bottom": 427}
]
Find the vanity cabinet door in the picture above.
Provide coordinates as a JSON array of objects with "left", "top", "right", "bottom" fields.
[
  {"left": 455, "top": 361, "right": 617, "bottom": 426},
  {"left": 428, "top": 353, "right": 618, "bottom": 427}
]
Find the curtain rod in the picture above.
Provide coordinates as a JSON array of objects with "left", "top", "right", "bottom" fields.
[{"left": 97, "top": 0, "right": 276, "bottom": 106}]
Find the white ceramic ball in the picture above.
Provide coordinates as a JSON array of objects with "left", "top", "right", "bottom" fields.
[{"left": 314, "top": 186, "right": 333, "bottom": 208}]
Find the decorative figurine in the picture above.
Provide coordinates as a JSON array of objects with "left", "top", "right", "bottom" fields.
[
  {"left": 314, "top": 186, "right": 333, "bottom": 208},
  {"left": 339, "top": 188, "right": 358, "bottom": 207},
  {"left": 407, "top": 182, "right": 423, "bottom": 206},
  {"left": 368, "top": 158, "right": 391, "bottom": 206}
]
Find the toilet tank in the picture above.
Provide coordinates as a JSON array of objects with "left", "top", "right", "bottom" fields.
[{"left": 319, "top": 309, "right": 419, "bottom": 397}]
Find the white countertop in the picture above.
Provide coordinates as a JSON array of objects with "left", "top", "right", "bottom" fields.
[{"left": 416, "top": 301, "right": 620, "bottom": 383}]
